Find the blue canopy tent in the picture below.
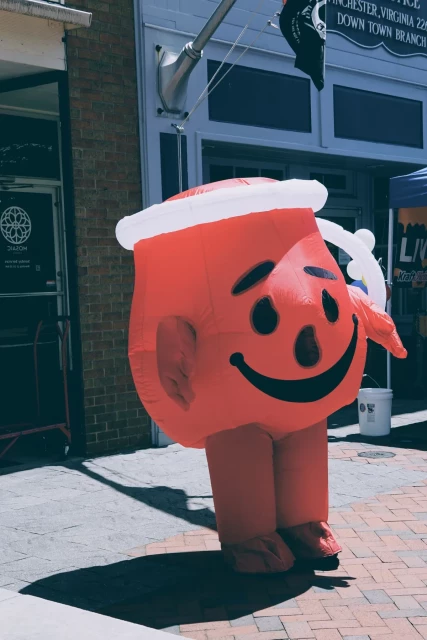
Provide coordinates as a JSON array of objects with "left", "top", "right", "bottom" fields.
[
  {"left": 390, "top": 167, "right": 427, "bottom": 210},
  {"left": 387, "top": 167, "right": 427, "bottom": 388}
]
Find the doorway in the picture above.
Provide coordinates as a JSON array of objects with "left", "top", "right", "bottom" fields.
[
  {"left": 0, "top": 68, "right": 85, "bottom": 461},
  {"left": 0, "top": 187, "right": 69, "bottom": 432}
]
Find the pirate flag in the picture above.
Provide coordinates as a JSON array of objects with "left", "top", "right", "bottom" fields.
[{"left": 279, "top": 0, "right": 326, "bottom": 91}]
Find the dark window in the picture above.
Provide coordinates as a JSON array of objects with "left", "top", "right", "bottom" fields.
[
  {"left": 261, "top": 169, "right": 283, "bottom": 181},
  {"left": 235, "top": 166, "right": 259, "bottom": 178},
  {"left": 373, "top": 177, "right": 390, "bottom": 211},
  {"left": 208, "top": 60, "right": 311, "bottom": 133},
  {"left": 334, "top": 86, "right": 423, "bottom": 149},
  {"left": 311, "top": 172, "right": 347, "bottom": 191},
  {"left": 0, "top": 115, "right": 60, "bottom": 179},
  {"left": 209, "top": 164, "right": 234, "bottom": 183},
  {"left": 160, "top": 133, "right": 188, "bottom": 201}
]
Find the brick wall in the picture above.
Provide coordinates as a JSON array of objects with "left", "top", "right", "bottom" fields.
[{"left": 67, "top": 0, "right": 150, "bottom": 454}]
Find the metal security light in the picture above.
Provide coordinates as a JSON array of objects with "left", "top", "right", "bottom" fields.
[{"left": 158, "top": 0, "right": 239, "bottom": 114}]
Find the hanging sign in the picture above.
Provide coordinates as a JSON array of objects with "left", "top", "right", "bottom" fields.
[
  {"left": 393, "top": 207, "right": 427, "bottom": 288},
  {"left": 0, "top": 193, "right": 57, "bottom": 294},
  {"left": 327, "top": 0, "right": 427, "bottom": 57}
]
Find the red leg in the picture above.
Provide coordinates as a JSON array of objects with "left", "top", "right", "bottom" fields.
[
  {"left": 274, "top": 421, "right": 342, "bottom": 561},
  {"left": 205, "top": 424, "right": 295, "bottom": 574}
]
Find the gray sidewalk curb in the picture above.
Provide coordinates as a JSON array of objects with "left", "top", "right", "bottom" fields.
[{"left": 0, "top": 588, "right": 186, "bottom": 640}]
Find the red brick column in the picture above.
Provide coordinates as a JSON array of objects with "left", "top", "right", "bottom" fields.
[{"left": 66, "top": 0, "right": 150, "bottom": 454}]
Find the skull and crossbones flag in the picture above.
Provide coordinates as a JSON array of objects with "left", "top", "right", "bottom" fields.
[{"left": 279, "top": 0, "right": 326, "bottom": 91}]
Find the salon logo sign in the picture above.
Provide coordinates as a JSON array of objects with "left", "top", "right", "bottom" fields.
[
  {"left": 394, "top": 207, "right": 427, "bottom": 288},
  {"left": 0, "top": 206, "right": 32, "bottom": 249}
]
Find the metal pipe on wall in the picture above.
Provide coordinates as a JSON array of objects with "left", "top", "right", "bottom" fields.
[
  {"left": 192, "top": 0, "right": 239, "bottom": 53},
  {"left": 158, "top": 0, "right": 239, "bottom": 114},
  {"left": 133, "top": 0, "right": 151, "bottom": 209},
  {"left": 386, "top": 207, "right": 394, "bottom": 389}
]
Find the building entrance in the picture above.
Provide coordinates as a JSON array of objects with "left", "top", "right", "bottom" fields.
[
  {"left": 0, "top": 83, "right": 75, "bottom": 458},
  {"left": 0, "top": 182, "right": 72, "bottom": 458}
]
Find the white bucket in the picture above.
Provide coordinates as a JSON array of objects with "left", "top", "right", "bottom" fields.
[{"left": 358, "top": 388, "right": 393, "bottom": 437}]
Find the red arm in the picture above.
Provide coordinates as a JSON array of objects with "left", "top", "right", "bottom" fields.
[
  {"left": 156, "top": 316, "right": 197, "bottom": 411},
  {"left": 347, "top": 285, "right": 407, "bottom": 359}
]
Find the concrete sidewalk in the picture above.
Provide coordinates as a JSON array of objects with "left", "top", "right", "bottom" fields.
[
  {"left": 1, "top": 404, "right": 427, "bottom": 639},
  {"left": 113, "top": 442, "right": 427, "bottom": 640},
  {"left": 0, "top": 587, "right": 181, "bottom": 639}
]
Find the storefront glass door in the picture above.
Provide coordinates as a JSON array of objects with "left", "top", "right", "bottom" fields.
[{"left": 0, "top": 188, "right": 66, "bottom": 428}]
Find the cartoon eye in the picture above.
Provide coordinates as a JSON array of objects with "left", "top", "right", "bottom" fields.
[
  {"left": 232, "top": 261, "right": 275, "bottom": 296},
  {"left": 304, "top": 266, "right": 338, "bottom": 280},
  {"left": 322, "top": 289, "right": 339, "bottom": 323},
  {"left": 251, "top": 297, "right": 279, "bottom": 335}
]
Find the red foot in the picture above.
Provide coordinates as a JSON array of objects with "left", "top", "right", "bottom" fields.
[
  {"left": 280, "top": 522, "right": 342, "bottom": 559},
  {"left": 222, "top": 531, "right": 295, "bottom": 574}
]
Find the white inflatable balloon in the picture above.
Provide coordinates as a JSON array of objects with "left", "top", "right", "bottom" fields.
[
  {"left": 316, "top": 218, "right": 386, "bottom": 310},
  {"left": 345, "top": 229, "right": 376, "bottom": 280},
  {"left": 347, "top": 260, "right": 363, "bottom": 281},
  {"left": 355, "top": 229, "right": 376, "bottom": 252}
]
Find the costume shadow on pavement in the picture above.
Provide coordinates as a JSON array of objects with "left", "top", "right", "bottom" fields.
[
  {"left": 18, "top": 462, "right": 354, "bottom": 628},
  {"left": 72, "top": 460, "right": 217, "bottom": 531},
  {"left": 21, "top": 550, "right": 354, "bottom": 630}
]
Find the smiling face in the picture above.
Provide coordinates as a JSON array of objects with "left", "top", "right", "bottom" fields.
[
  {"left": 229, "top": 259, "right": 359, "bottom": 403},
  {"left": 127, "top": 178, "right": 367, "bottom": 446},
  {"left": 192, "top": 204, "right": 366, "bottom": 433}
]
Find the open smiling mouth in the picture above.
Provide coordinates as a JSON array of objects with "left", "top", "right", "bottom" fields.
[{"left": 229, "top": 315, "right": 359, "bottom": 403}]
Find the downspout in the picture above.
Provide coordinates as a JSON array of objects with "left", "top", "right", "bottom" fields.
[
  {"left": 386, "top": 207, "right": 394, "bottom": 390},
  {"left": 59, "top": 31, "right": 88, "bottom": 455},
  {"left": 133, "top": 0, "right": 150, "bottom": 209}
]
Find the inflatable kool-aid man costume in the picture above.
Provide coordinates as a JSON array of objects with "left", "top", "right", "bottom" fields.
[{"left": 116, "top": 178, "right": 406, "bottom": 574}]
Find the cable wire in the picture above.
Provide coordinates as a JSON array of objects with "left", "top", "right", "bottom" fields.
[
  {"left": 173, "top": 0, "right": 282, "bottom": 192},
  {"left": 187, "top": 15, "right": 277, "bottom": 122},
  {"left": 180, "top": 0, "right": 281, "bottom": 128}
]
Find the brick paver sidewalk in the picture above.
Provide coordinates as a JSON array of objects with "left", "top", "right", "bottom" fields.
[{"left": 105, "top": 441, "right": 427, "bottom": 640}]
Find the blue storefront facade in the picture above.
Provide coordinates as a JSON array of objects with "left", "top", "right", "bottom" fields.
[{"left": 134, "top": 0, "right": 427, "bottom": 425}]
